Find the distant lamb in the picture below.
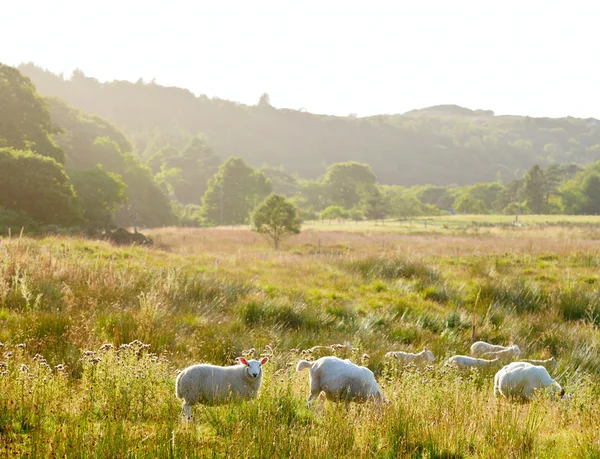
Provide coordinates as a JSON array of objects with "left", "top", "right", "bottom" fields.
[
  {"left": 470, "top": 341, "right": 521, "bottom": 358},
  {"left": 494, "top": 361, "right": 565, "bottom": 401},
  {"left": 445, "top": 355, "right": 500, "bottom": 370},
  {"left": 175, "top": 357, "right": 269, "bottom": 421},
  {"left": 480, "top": 345, "right": 522, "bottom": 361},
  {"left": 519, "top": 357, "right": 558, "bottom": 373},
  {"left": 384, "top": 348, "right": 435, "bottom": 366},
  {"left": 296, "top": 356, "right": 384, "bottom": 409}
]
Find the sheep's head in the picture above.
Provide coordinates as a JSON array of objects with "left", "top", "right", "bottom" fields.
[
  {"left": 511, "top": 345, "right": 522, "bottom": 356},
  {"left": 423, "top": 348, "right": 435, "bottom": 362},
  {"left": 238, "top": 357, "right": 269, "bottom": 379}
]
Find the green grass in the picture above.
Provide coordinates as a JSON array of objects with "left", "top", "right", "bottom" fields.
[{"left": 1, "top": 225, "right": 600, "bottom": 457}]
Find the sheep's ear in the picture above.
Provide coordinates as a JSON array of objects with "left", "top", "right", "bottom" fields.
[
  {"left": 238, "top": 357, "right": 249, "bottom": 366},
  {"left": 260, "top": 357, "right": 269, "bottom": 365}
]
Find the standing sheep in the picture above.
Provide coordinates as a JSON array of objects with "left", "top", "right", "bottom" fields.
[
  {"left": 494, "top": 361, "right": 564, "bottom": 401},
  {"left": 480, "top": 345, "right": 521, "bottom": 361},
  {"left": 296, "top": 356, "right": 384, "bottom": 410},
  {"left": 384, "top": 348, "right": 435, "bottom": 366},
  {"left": 175, "top": 357, "right": 269, "bottom": 421},
  {"left": 445, "top": 355, "right": 500, "bottom": 370},
  {"left": 470, "top": 341, "right": 521, "bottom": 358}
]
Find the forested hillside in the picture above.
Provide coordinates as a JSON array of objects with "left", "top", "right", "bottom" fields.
[{"left": 19, "top": 63, "right": 600, "bottom": 187}]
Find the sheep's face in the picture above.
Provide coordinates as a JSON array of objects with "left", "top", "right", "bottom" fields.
[
  {"left": 512, "top": 345, "right": 522, "bottom": 356},
  {"left": 238, "top": 357, "right": 269, "bottom": 379}
]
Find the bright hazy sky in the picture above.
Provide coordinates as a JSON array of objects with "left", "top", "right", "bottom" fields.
[{"left": 2, "top": 1, "right": 599, "bottom": 118}]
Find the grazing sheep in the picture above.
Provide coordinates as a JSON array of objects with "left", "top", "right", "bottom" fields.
[
  {"left": 494, "top": 361, "right": 565, "bottom": 401},
  {"left": 470, "top": 341, "right": 521, "bottom": 358},
  {"left": 384, "top": 348, "right": 435, "bottom": 366},
  {"left": 480, "top": 345, "right": 522, "bottom": 361},
  {"left": 175, "top": 357, "right": 269, "bottom": 421},
  {"left": 519, "top": 357, "right": 558, "bottom": 373},
  {"left": 445, "top": 355, "right": 500, "bottom": 369},
  {"left": 296, "top": 356, "right": 384, "bottom": 409}
]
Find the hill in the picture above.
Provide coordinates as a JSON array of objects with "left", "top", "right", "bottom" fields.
[{"left": 19, "top": 63, "right": 600, "bottom": 187}]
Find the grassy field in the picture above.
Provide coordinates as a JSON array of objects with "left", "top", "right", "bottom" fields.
[{"left": 1, "top": 218, "right": 600, "bottom": 457}]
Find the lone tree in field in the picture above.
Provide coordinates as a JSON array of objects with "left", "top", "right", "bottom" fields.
[{"left": 251, "top": 194, "right": 301, "bottom": 249}]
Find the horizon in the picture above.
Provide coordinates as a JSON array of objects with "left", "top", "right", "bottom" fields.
[{"left": 2, "top": 1, "right": 599, "bottom": 119}]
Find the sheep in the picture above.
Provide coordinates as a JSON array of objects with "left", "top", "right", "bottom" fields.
[
  {"left": 470, "top": 341, "right": 520, "bottom": 358},
  {"left": 384, "top": 348, "right": 435, "bottom": 366},
  {"left": 296, "top": 356, "right": 384, "bottom": 410},
  {"left": 175, "top": 356, "right": 269, "bottom": 421},
  {"left": 494, "top": 361, "right": 565, "bottom": 401},
  {"left": 445, "top": 355, "right": 500, "bottom": 370},
  {"left": 480, "top": 345, "right": 522, "bottom": 361},
  {"left": 519, "top": 357, "right": 558, "bottom": 373}
]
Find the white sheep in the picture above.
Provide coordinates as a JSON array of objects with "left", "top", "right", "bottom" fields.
[
  {"left": 384, "top": 348, "right": 435, "bottom": 366},
  {"left": 175, "top": 356, "right": 269, "bottom": 421},
  {"left": 480, "top": 345, "right": 521, "bottom": 361},
  {"left": 519, "top": 357, "right": 558, "bottom": 373},
  {"left": 494, "top": 361, "right": 564, "bottom": 401},
  {"left": 445, "top": 355, "right": 500, "bottom": 369},
  {"left": 470, "top": 341, "right": 521, "bottom": 358},
  {"left": 296, "top": 356, "right": 384, "bottom": 409}
]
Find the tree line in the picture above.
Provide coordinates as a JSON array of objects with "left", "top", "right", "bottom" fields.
[
  {"left": 4, "top": 62, "right": 600, "bottom": 241},
  {"left": 18, "top": 63, "right": 600, "bottom": 188}
]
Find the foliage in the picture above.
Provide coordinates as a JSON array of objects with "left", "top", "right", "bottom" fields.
[
  {"left": 251, "top": 194, "right": 301, "bottom": 248},
  {"left": 323, "top": 161, "right": 378, "bottom": 209},
  {"left": 113, "top": 153, "right": 174, "bottom": 227},
  {"left": 20, "top": 63, "right": 600, "bottom": 187},
  {"left": 0, "top": 206, "right": 39, "bottom": 234},
  {"left": 201, "top": 157, "right": 272, "bottom": 225},
  {"left": 0, "top": 148, "right": 78, "bottom": 225},
  {"left": 320, "top": 205, "right": 349, "bottom": 222},
  {"left": 47, "top": 97, "right": 131, "bottom": 170},
  {"left": 0, "top": 64, "right": 64, "bottom": 162},
  {"left": 69, "top": 166, "right": 127, "bottom": 226}
]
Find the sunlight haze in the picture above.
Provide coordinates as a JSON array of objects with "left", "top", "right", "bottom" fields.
[{"left": 2, "top": 0, "right": 599, "bottom": 117}]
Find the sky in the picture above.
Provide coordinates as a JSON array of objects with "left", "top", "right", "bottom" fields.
[{"left": 2, "top": 0, "right": 599, "bottom": 118}]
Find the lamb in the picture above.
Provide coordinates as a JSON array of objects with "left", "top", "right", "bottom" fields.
[
  {"left": 384, "top": 348, "right": 435, "bottom": 366},
  {"left": 519, "top": 357, "right": 558, "bottom": 373},
  {"left": 470, "top": 341, "right": 521, "bottom": 358},
  {"left": 445, "top": 355, "right": 500, "bottom": 370},
  {"left": 480, "top": 345, "right": 522, "bottom": 361},
  {"left": 175, "top": 356, "right": 269, "bottom": 421},
  {"left": 296, "top": 356, "right": 384, "bottom": 409},
  {"left": 494, "top": 361, "right": 565, "bottom": 401}
]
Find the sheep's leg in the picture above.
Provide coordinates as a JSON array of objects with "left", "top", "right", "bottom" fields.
[
  {"left": 307, "top": 391, "right": 319, "bottom": 409},
  {"left": 182, "top": 402, "right": 193, "bottom": 422},
  {"left": 316, "top": 392, "right": 326, "bottom": 413}
]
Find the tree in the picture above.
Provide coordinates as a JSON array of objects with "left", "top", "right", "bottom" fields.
[
  {"left": 201, "top": 157, "right": 272, "bottom": 225},
  {"left": 523, "top": 165, "right": 547, "bottom": 214},
  {"left": 0, "top": 148, "right": 78, "bottom": 225},
  {"left": 453, "top": 194, "right": 488, "bottom": 214},
  {"left": 167, "top": 135, "right": 221, "bottom": 203},
  {"left": 258, "top": 93, "right": 271, "bottom": 107},
  {"left": 0, "top": 64, "right": 64, "bottom": 163},
  {"left": 115, "top": 153, "right": 174, "bottom": 227},
  {"left": 320, "top": 206, "right": 349, "bottom": 223},
  {"left": 69, "top": 166, "right": 127, "bottom": 226},
  {"left": 362, "top": 189, "right": 388, "bottom": 222},
  {"left": 251, "top": 194, "right": 301, "bottom": 249},
  {"left": 323, "top": 162, "right": 378, "bottom": 209},
  {"left": 580, "top": 174, "right": 600, "bottom": 215}
]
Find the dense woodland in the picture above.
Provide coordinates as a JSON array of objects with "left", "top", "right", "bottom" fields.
[{"left": 3, "top": 62, "right": 600, "bottom": 234}]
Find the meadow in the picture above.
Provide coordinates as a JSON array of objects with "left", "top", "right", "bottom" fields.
[{"left": 1, "top": 216, "right": 600, "bottom": 457}]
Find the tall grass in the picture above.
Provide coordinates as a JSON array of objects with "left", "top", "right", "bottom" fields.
[{"left": 1, "top": 228, "right": 600, "bottom": 457}]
